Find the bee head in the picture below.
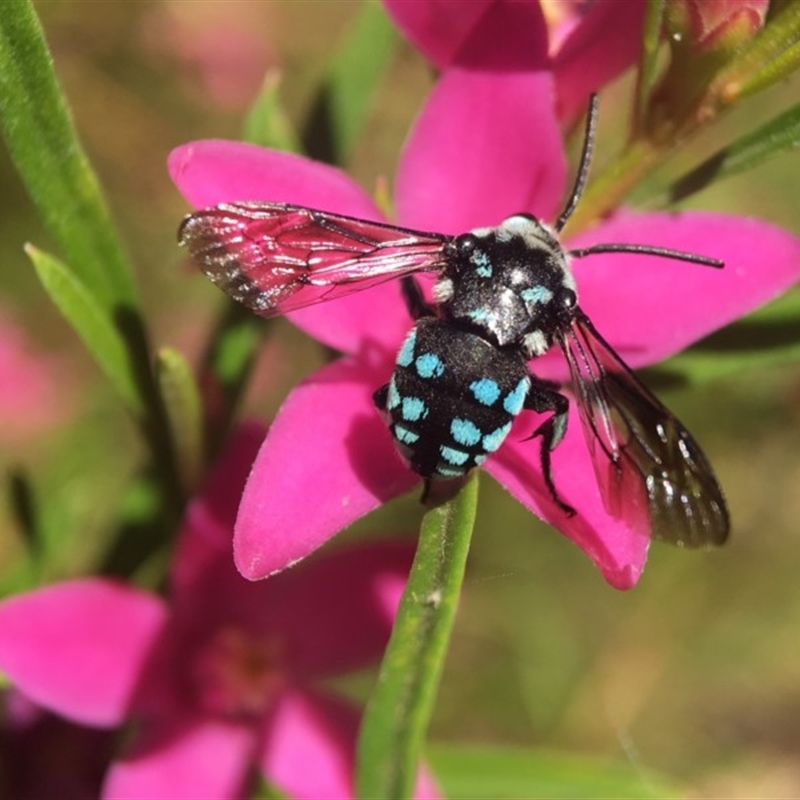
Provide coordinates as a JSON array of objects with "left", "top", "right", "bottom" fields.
[{"left": 437, "top": 215, "right": 578, "bottom": 352}]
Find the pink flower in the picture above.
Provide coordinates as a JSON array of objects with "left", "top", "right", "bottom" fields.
[
  {"left": 382, "top": 0, "right": 648, "bottom": 124},
  {"left": 0, "top": 308, "right": 74, "bottom": 446},
  {"left": 139, "top": 1, "right": 275, "bottom": 111},
  {"left": 0, "top": 424, "right": 433, "bottom": 799},
  {"left": 169, "top": 1, "right": 800, "bottom": 590},
  {"left": 0, "top": 689, "right": 114, "bottom": 799}
]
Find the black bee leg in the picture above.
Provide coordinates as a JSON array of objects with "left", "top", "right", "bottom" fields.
[
  {"left": 373, "top": 383, "right": 389, "bottom": 411},
  {"left": 523, "top": 383, "right": 576, "bottom": 517},
  {"left": 401, "top": 276, "right": 435, "bottom": 320}
]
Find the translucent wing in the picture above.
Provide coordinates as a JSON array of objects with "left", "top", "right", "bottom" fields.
[
  {"left": 178, "top": 201, "right": 450, "bottom": 316},
  {"left": 559, "top": 310, "right": 729, "bottom": 547}
]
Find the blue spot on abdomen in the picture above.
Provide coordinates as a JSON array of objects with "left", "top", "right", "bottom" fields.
[
  {"left": 469, "top": 378, "right": 501, "bottom": 407},
  {"left": 387, "top": 377, "right": 400, "bottom": 410},
  {"left": 450, "top": 418, "right": 482, "bottom": 446},
  {"left": 415, "top": 352, "right": 445, "bottom": 379},
  {"left": 483, "top": 421, "right": 512, "bottom": 453},
  {"left": 503, "top": 377, "right": 530, "bottom": 415},
  {"left": 394, "top": 424, "right": 419, "bottom": 445},
  {"left": 401, "top": 396, "right": 428, "bottom": 422},
  {"left": 440, "top": 445, "right": 469, "bottom": 466},
  {"left": 397, "top": 329, "right": 417, "bottom": 367}
]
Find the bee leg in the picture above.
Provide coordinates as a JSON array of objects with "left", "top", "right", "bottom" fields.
[
  {"left": 523, "top": 383, "right": 576, "bottom": 517},
  {"left": 401, "top": 276, "right": 435, "bottom": 320},
  {"left": 373, "top": 383, "right": 389, "bottom": 410}
]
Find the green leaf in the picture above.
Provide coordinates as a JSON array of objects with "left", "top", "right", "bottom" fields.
[
  {"left": 243, "top": 68, "right": 301, "bottom": 151},
  {"left": 0, "top": 0, "right": 137, "bottom": 314},
  {"left": 303, "top": 0, "right": 399, "bottom": 164},
  {"left": 357, "top": 475, "right": 479, "bottom": 800},
  {"left": 633, "top": 0, "right": 666, "bottom": 136},
  {"left": 428, "top": 744, "right": 680, "bottom": 799},
  {"left": 669, "top": 100, "right": 800, "bottom": 202},
  {"left": 156, "top": 348, "right": 204, "bottom": 494},
  {"left": 25, "top": 245, "right": 142, "bottom": 414}
]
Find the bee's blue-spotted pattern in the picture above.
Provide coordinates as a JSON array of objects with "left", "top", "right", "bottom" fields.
[
  {"left": 379, "top": 317, "right": 533, "bottom": 479},
  {"left": 375, "top": 215, "right": 576, "bottom": 487}
]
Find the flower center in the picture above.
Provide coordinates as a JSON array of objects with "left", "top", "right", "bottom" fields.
[{"left": 191, "top": 626, "right": 284, "bottom": 720}]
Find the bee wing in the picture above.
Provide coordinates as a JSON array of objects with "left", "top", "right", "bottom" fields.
[
  {"left": 179, "top": 201, "right": 450, "bottom": 316},
  {"left": 559, "top": 310, "right": 729, "bottom": 547}
]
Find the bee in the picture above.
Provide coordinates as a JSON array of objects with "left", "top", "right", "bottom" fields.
[{"left": 179, "top": 96, "right": 729, "bottom": 547}]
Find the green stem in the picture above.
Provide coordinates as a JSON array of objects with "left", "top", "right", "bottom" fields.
[{"left": 356, "top": 475, "right": 479, "bottom": 799}]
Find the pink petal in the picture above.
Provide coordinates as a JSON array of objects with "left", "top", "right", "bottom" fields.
[
  {"left": 261, "top": 688, "right": 439, "bottom": 800},
  {"left": 384, "top": 0, "right": 549, "bottom": 73},
  {"left": 0, "top": 309, "right": 74, "bottom": 444},
  {"left": 169, "top": 140, "right": 410, "bottom": 354},
  {"left": 260, "top": 689, "right": 356, "bottom": 800},
  {"left": 245, "top": 540, "right": 415, "bottom": 679},
  {"left": 287, "top": 279, "right": 413, "bottom": 356},
  {"left": 103, "top": 715, "right": 254, "bottom": 800},
  {"left": 234, "top": 356, "right": 418, "bottom": 580},
  {"left": 485, "top": 407, "right": 649, "bottom": 590},
  {"left": 382, "top": 0, "right": 494, "bottom": 68},
  {"left": 568, "top": 211, "right": 800, "bottom": 370},
  {"left": 169, "top": 140, "right": 381, "bottom": 218},
  {"left": 0, "top": 580, "right": 167, "bottom": 727},
  {"left": 396, "top": 70, "right": 565, "bottom": 233},
  {"left": 553, "top": 0, "right": 647, "bottom": 124}
]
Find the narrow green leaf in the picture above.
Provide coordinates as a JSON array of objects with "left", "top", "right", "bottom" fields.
[
  {"left": 303, "top": 0, "right": 399, "bottom": 164},
  {"left": 243, "top": 69, "right": 301, "bottom": 151},
  {"left": 156, "top": 348, "right": 204, "bottom": 494},
  {"left": 669, "top": 100, "right": 800, "bottom": 202},
  {"left": 633, "top": 0, "right": 666, "bottom": 135},
  {"left": 356, "top": 475, "right": 479, "bottom": 800},
  {"left": 736, "top": 38, "right": 800, "bottom": 100},
  {"left": 25, "top": 245, "right": 142, "bottom": 414},
  {"left": 429, "top": 744, "right": 679, "bottom": 799},
  {"left": 0, "top": 0, "right": 137, "bottom": 313}
]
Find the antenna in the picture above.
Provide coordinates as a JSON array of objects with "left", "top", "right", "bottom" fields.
[
  {"left": 569, "top": 242, "right": 724, "bottom": 269},
  {"left": 554, "top": 93, "right": 599, "bottom": 233},
  {"left": 556, "top": 94, "right": 725, "bottom": 271}
]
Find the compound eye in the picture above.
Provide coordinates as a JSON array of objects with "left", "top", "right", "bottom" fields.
[
  {"left": 455, "top": 233, "right": 478, "bottom": 257},
  {"left": 449, "top": 233, "right": 480, "bottom": 275},
  {"left": 559, "top": 287, "right": 577, "bottom": 309}
]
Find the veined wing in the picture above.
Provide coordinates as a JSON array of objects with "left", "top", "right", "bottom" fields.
[
  {"left": 559, "top": 310, "right": 729, "bottom": 547},
  {"left": 179, "top": 201, "right": 450, "bottom": 316}
]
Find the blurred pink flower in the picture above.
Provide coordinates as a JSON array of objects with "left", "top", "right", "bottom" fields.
[
  {"left": 382, "top": 0, "right": 647, "bottom": 124},
  {"left": 169, "top": 0, "right": 800, "bottom": 590},
  {"left": 0, "top": 424, "right": 433, "bottom": 799},
  {"left": 0, "top": 309, "right": 73, "bottom": 446},
  {"left": 140, "top": 1, "right": 275, "bottom": 111},
  {"left": 0, "top": 688, "right": 114, "bottom": 799}
]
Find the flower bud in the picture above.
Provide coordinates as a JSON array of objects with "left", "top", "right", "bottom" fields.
[{"left": 665, "top": 0, "right": 768, "bottom": 57}]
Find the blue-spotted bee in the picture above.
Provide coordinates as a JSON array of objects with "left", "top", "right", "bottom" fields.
[{"left": 179, "top": 96, "right": 729, "bottom": 548}]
